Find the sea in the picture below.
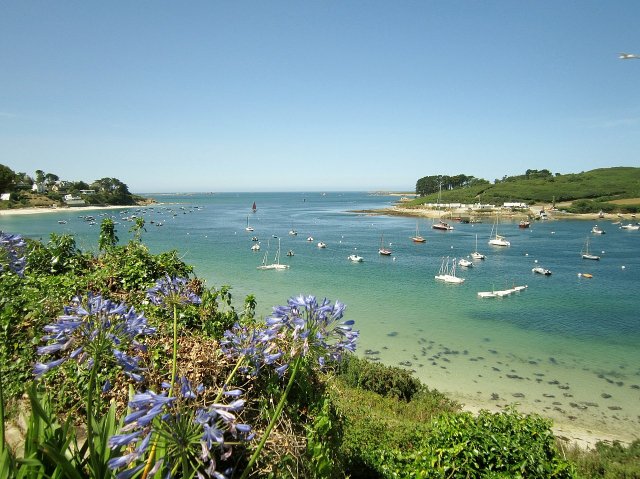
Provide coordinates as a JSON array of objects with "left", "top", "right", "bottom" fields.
[{"left": 3, "top": 192, "right": 639, "bottom": 442}]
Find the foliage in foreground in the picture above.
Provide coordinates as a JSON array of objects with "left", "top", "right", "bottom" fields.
[{"left": 1, "top": 224, "right": 636, "bottom": 478}]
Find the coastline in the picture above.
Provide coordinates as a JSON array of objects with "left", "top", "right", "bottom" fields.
[
  {"left": 356, "top": 204, "right": 637, "bottom": 222},
  {"left": 0, "top": 204, "right": 144, "bottom": 217}
]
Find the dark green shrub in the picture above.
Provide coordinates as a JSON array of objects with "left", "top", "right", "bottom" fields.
[{"left": 337, "top": 354, "right": 422, "bottom": 401}]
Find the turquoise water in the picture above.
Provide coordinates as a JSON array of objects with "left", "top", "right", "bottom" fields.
[{"left": 3, "top": 192, "right": 639, "bottom": 440}]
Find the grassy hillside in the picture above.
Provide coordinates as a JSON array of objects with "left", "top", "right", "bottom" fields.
[{"left": 408, "top": 167, "right": 640, "bottom": 212}]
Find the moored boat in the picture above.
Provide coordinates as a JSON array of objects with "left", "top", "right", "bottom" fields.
[{"left": 532, "top": 266, "right": 551, "bottom": 275}]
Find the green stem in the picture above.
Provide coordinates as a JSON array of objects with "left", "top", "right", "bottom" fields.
[
  {"left": 239, "top": 356, "right": 302, "bottom": 479},
  {"left": 86, "top": 356, "right": 98, "bottom": 463},
  {"left": 169, "top": 303, "right": 178, "bottom": 395},
  {"left": 0, "top": 373, "right": 5, "bottom": 448}
]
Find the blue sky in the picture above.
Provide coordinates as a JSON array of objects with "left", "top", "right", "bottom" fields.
[{"left": 1, "top": 1, "right": 639, "bottom": 193}]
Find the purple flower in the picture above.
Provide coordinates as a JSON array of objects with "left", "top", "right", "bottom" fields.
[
  {"left": 0, "top": 231, "right": 26, "bottom": 277},
  {"left": 146, "top": 275, "right": 202, "bottom": 308},
  {"left": 109, "top": 377, "right": 252, "bottom": 479},
  {"left": 265, "top": 295, "right": 358, "bottom": 367},
  {"left": 33, "top": 294, "right": 155, "bottom": 381}
]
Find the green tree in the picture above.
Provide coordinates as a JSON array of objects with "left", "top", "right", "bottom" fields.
[
  {"left": 98, "top": 218, "right": 119, "bottom": 251},
  {"left": 0, "top": 164, "right": 16, "bottom": 192}
]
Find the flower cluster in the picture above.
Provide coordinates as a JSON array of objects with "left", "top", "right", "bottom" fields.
[
  {"left": 108, "top": 377, "right": 252, "bottom": 479},
  {"left": 221, "top": 295, "right": 358, "bottom": 380},
  {"left": 0, "top": 231, "right": 26, "bottom": 277},
  {"left": 146, "top": 275, "right": 202, "bottom": 308},
  {"left": 267, "top": 294, "right": 358, "bottom": 367},
  {"left": 220, "top": 323, "right": 287, "bottom": 377},
  {"left": 33, "top": 294, "right": 156, "bottom": 381}
]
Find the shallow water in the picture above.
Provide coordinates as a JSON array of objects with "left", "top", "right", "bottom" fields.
[{"left": 3, "top": 192, "right": 639, "bottom": 441}]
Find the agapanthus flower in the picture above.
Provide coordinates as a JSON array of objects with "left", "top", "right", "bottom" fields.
[
  {"left": 0, "top": 231, "right": 26, "bottom": 277},
  {"left": 109, "top": 377, "right": 252, "bottom": 479},
  {"left": 220, "top": 322, "right": 280, "bottom": 376},
  {"left": 266, "top": 295, "right": 358, "bottom": 366},
  {"left": 146, "top": 274, "right": 202, "bottom": 308},
  {"left": 33, "top": 293, "right": 155, "bottom": 380}
]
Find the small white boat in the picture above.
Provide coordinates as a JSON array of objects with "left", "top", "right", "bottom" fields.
[
  {"left": 620, "top": 223, "right": 639, "bottom": 230},
  {"left": 245, "top": 216, "right": 254, "bottom": 232},
  {"left": 432, "top": 220, "right": 454, "bottom": 231},
  {"left": 251, "top": 244, "right": 260, "bottom": 251},
  {"left": 57, "top": 220, "right": 67, "bottom": 224},
  {"left": 458, "top": 258, "right": 473, "bottom": 268},
  {"left": 317, "top": 242, "right": 327, "bottom": 248},
  {"left": 591, "top": 225, "right": 606, "bottom": 234},
  {"left": 289, "top": 229, "right": 298, "bottom": 236},
  {"left": 488, "top": 214, "right": 510, "bottom": 246},
  {"left": 471, "top": 234, "right": 485, "bottom": 260},
  {"left": 581, "top": 237, "right": 600, "bottom": 260},
  {"left": 532, "top": 266, "right": 551, "bottom": 275},
  {"left": 307, "top": 236, "right": 314, "bottom": 242},
  {"left": 348, "top": 254, "right": 364, "bottom": 262}
]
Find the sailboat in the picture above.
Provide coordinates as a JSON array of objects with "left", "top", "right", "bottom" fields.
[
  {"left": 245, "top": 216, "right": 254, "bottom": 232},
  {"left": 411, "top": 222, "right": 426, "bottom": 243},
  {"left": 379, "top": 233, "right": 392, "bottom": 256},
  {"left": 488, "top": 214, "right": 510, "bottom": 246},
  {"left": 435, "top": 256, "right": 465, "bottom": 283},
  {"left": 252, "top": 201, "right": 257, "bottom": 213},
  {"left": 581, "top": 237, "right": 600, "bottom": 260},
  {"left": 257, "top": 238, "right": 290, "bottom": 270},
  {"left": 471, "top": 234, "right": 485, "bottom": 260},
  {"left": 432, "top": 182, "right": 454, "bottom": 231}
]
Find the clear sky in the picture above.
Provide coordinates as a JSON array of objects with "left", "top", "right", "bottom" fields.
[{"left": 1, "top": 1, "right": 639, "bottom": 193}]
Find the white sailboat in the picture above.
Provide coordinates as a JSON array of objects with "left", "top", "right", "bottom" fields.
[
  {"left": 471, "top": 234, "right": 485, "bottom": 260},
  {"left": 581, "top": 237, "right": 600, "bottom": 260},
  {"left": 488, "top": 214, "right": 510, "bottom": 247},
  {"left": 257, "top": 238, "right": 290, "bottom": 270},
  {"left": 245, "top": 216, "right": 254, "bottom": 232},
  {"left": 411, "top": 222, "right": 426, "bottom": 243},
  {"left": 435, "top": 257, "right": 465, "bottom": 283}
]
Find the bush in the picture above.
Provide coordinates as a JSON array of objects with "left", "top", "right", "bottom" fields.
[{"left": 337, "top": 354, "right": 423, "bottom": 401}]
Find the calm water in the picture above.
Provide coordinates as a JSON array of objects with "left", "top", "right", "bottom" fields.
[{"left": 3, "top": 192, "right": 639, "bottom": 440}]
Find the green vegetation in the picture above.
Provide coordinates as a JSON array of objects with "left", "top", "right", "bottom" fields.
[
  {"left": 411, "top": 167, "right": 640, "bottom": 213},
  {"left": 0, "top": 164, "right": 148, "bottom": 209},
  {"left": 1, "top": 224, "right": 638, "bottom": 478}
]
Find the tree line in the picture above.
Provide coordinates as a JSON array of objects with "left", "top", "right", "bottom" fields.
[
  {"left": 415, "top": 169, "right": 558, "bottom": 196},
  {"left": 0, "top": 163, "right": 138, "bottom": 206}
]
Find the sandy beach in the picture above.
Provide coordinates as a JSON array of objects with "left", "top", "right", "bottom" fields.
[
  {"left": 0, "top": 204, "right": 144, "bottom": 217},
  {"left": 358, "top": 204, "right": 638, "bottom": 223}
]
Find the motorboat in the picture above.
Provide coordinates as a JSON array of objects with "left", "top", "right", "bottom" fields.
[
  {"left": 458, "top": 258, "right": 473, "bottom": 268},
  {"left": 519, "top": 220, "right": 530, "bottom": 228},
  {"left": 532, "top": 266, "right": 551, "bottom": 275},
  {"left": 317, "top": 242, "right": 327, "bottom": 248},
  {"left": 251, "top": 244, "right": 260, "bottom": 251},
  {"left": 591, "top": 225, "right": 605, "bottom": 234},
  {"left": 432, "top": 221, "right": 454, "bottom": 231},
  {"left": 620, "top": 223, "right": 639, "bottom": 230},
  {"left": 348, "top": 254, "right": 364, "bottom": 262}
]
